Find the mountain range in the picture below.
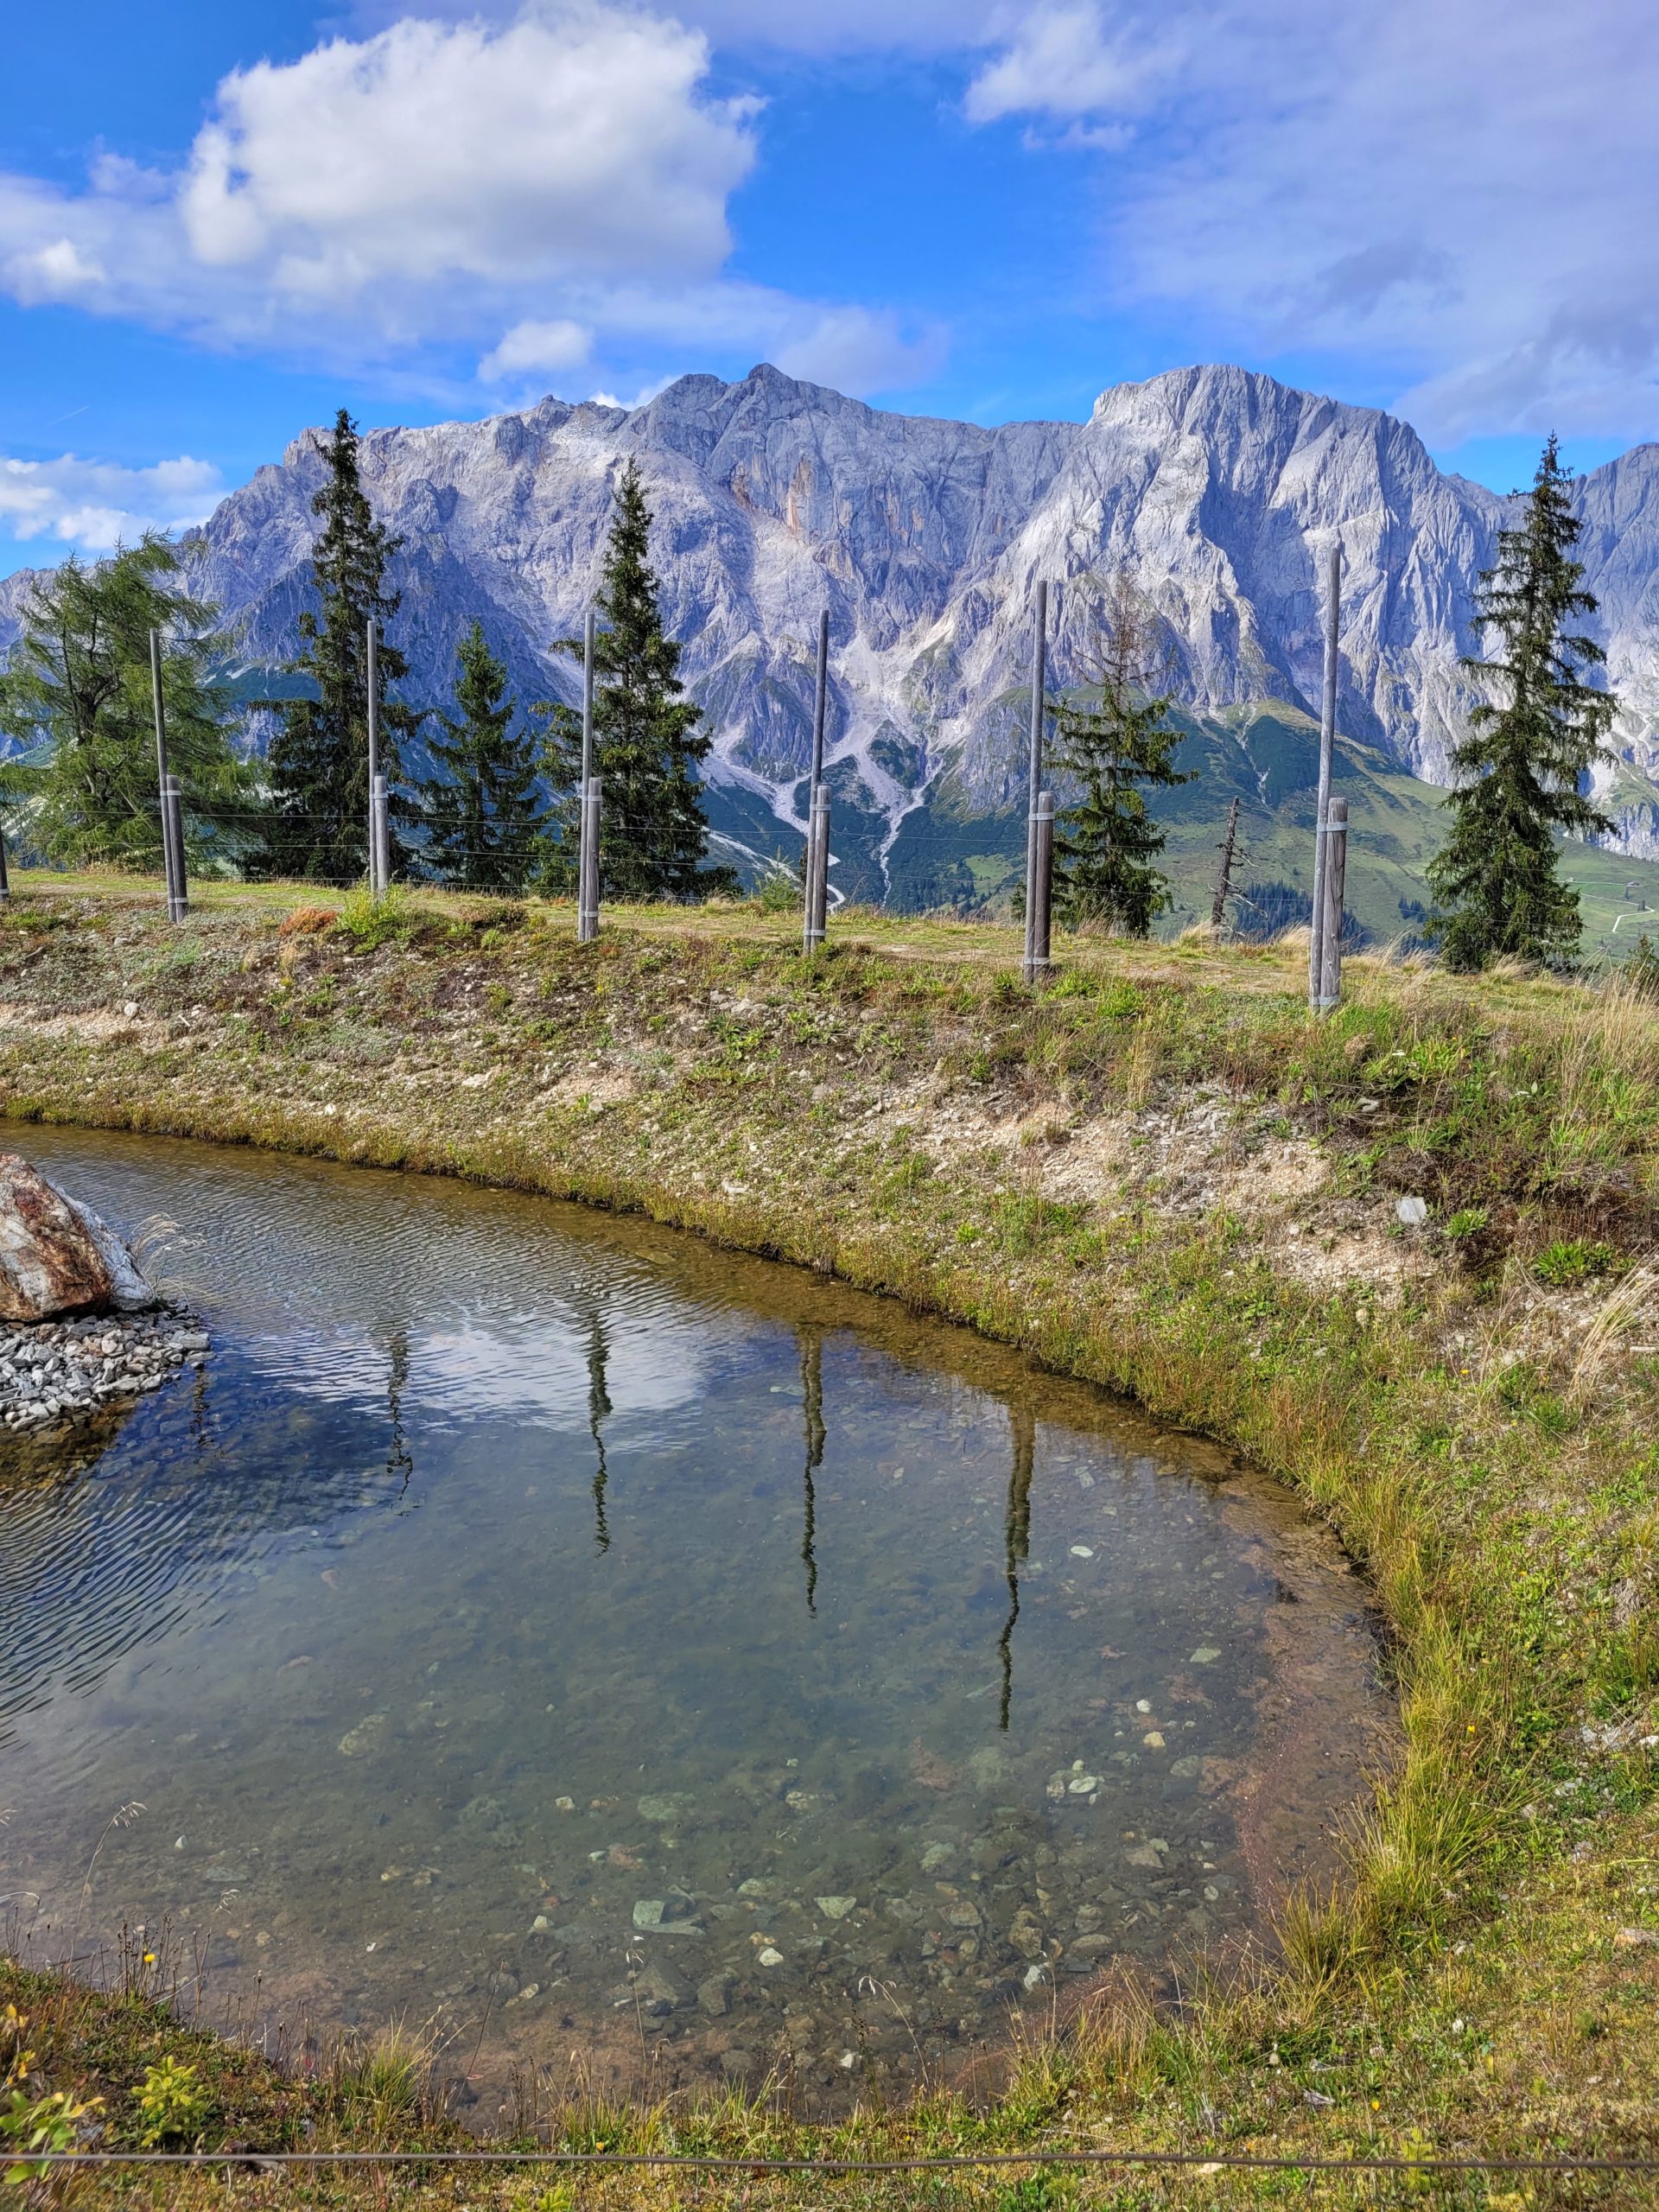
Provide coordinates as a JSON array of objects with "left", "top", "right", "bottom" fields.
[{"left": 3, "top": 361, "right": 1658, "bottom": 932}]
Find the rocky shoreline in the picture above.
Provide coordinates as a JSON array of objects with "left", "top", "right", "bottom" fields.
[{"left": 0, "top": 1309, "right": 209, "bottom": 1433}]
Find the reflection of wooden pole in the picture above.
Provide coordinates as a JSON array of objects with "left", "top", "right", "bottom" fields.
[
  {"left": 800, "top": 1334, "right": 824, "bottom": 1616},
  {"left": 1211, "top": 795, "right": 1241, "bottom": 931},
  {"left": 1307, "top": 544, "right": 1341, "bottom": 1008},
  {"left": 998, "top": 1406, "right": 1035, "bottom": 1732},
  {"left": 1023, "top": 585, "right": 1050, "bottom": 983},
  {"left": 587, "top": 1308, "right": 612, "bottom": 1553},
  {"left": 1314, "top": 796, "right": 1348, "bottom": 1014}
]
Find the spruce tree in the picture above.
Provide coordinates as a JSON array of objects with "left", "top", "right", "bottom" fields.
[
  {"left": 0, "top": 534, "right": 251, "bottom": 871},
  {"left": 260, "top": 410, "right": 415, "bottom": 882},
  {"left": 536, "top": 461, "right": 736, "bottom": 901},
  {"left": 414, "top": 622, "right": 545, "bottom": 891},
  {"left": 1051, "top": 574, "right": 1192, "bottom": 936},
  {"left": 1428, "top": 435, "right": 1618, "bottom": 970}
]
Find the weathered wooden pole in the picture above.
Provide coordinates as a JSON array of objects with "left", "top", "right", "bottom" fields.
[
  {"left": 371, "top": 772, "right": 391, "bottom": 897},
  {"left": 1211, "top": 795, "right": 1242, "bottom": 931},
  {"left": 804, "top": 784, "right": 830, "bottom": 952},
  {"left": 802, "top": 613, "right": 831, "bottom": 954},
  {"left": 575, "top": 608, "right": 598, "bottom": 939},
  {"left": 577, "top": 775, "right": 602, "bottom": 941},
  {"left": 1023, "top": 584, "right": 1052, "bottom": 984},
  {"left": 1307, "top": 543, "right": 1341, "bottom": 1007},
  {"left": 1315, "top": 795, "right": 1349, "bottom": 1013},
  {"left": 1025, "top": 791, "right": 1054, "bottom": 982},
  {"left": 365, "top": 618, "right": 384, "bottom": 895},
  {"left": 149, "top": 627, "right": 185, "bottom": 920},
  {"left": 0, "top": 821, "right": 10, "bottom": 903},
  {"left": 163, "top": 775, "right": 188, "bottom": 921}
]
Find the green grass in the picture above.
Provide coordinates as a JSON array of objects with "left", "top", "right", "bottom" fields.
[{"left": 3, "top": 872, "right": 1659, "bottom": 2205}]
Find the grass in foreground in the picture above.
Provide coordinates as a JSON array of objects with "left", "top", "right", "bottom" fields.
[{"left": 2, "top": 872, "right": 1659, "bottom": 2204}]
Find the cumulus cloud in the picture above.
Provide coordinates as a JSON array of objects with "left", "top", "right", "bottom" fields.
[
  {"left": 0, "top": 454, "right": 226, "bottom": 553},
  {"left": 964, "top": 0, "right": 1659, "bottom": 441},
  {"left": 0, "top": 6, "right": 758, "bottom": 350},
  {"left": 0, "top": 2, "right": 946, "bottom": 401}
]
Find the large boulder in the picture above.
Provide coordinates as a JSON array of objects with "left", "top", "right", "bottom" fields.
[{"left": 0, "top": 1154, "right": 156, "bottom": 1321}]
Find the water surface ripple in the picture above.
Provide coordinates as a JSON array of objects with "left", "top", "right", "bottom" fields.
[{"left": 0, "top": 1129, "right": 1394, "bottom": 2108}]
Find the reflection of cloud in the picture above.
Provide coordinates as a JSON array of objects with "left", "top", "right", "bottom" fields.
[{"left": 235, "top": 1313, "right": 721, "bottom": 1437}]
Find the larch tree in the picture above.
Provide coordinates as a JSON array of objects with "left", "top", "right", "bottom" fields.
[
  {"left": 0, "top": 534, "right": 251, "bottom": 872},
  {"left": 260, "top": 410, "right": 416, "bottom": 882},
  {"left": 414, "top": 622, "right": 545, "bottom": 892},
  {"left": 1051, "top": 571, "right": 1192, "bottom": 937},
  {"left": 535, "top": 461, "right": 736, "bottom": 901},
  {"left": 1428, "top": 435, "right": 1618, "bottom": 970}
]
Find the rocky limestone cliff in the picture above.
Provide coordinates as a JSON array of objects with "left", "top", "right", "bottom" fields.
[{"left": 3, "top": 363, "right": 1655, "bottom": 871}]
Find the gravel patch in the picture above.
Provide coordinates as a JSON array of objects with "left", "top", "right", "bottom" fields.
[{"left": 0, "top": 1310, "right": 210, "bottom": 1433}]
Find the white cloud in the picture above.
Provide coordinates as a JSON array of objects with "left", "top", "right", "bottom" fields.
[
  {"left": 0, "top": 454, "right": 226, "bottom": 552},
  {"left": 177, "top": 9, "right": 757, "bottom": 301},
  {"left": 0, "top": 5, "right": 760, "bottom": 354},
  {"left": 964, "top": 0, "right": 1659, "bottom": 441},
  {"left": 963, "top": 3, "right": 1170, "bottom": 124},
  {"left": 0, "top": 2, "right": 944, "bottom": 401},
  {"left": 479, "top": 317, "right": 593, "bottom": 380}
]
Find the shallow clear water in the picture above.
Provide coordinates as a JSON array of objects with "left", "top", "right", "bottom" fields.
[{"left": 0, "top": 1128, "right": 1391, "bottom": 2112}]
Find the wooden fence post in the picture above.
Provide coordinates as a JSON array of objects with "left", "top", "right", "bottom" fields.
[
  {"left": 1307, "top": 543, "right": 1341, "bottom": 1007},
  {"left": 1023, "top": 583, "right": 1052, "bottom": 984},
  {"left": 164, "top": 775, "right": 188, "bottom": 921},
  {"left": 804, "top": 784, "right": 830, "bottom": 952},
  {"left": 578, "top": 775, "right": 602, "bottom": 943},
  {"left": 149, "top": 627, "right": 187, "bottom": 922},
  {"left": 803, "top": 614, "right": 830, "bottom": 955},
  {"left": 1315, "top": 795, "right": 1348, "bottom": 1013}
]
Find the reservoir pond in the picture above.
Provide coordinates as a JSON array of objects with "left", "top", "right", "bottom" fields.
[{"left": 0, "top": 1129, "right": 1393, "bottom": 2108}]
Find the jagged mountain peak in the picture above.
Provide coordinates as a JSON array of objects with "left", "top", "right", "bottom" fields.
[{"left": 3, "top": 362, "right": 1657, "bottom": 893}]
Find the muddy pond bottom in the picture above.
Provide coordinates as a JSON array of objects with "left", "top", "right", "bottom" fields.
[{"left": 1, "top": 1129, "right": 1393, "bottom": 2112}]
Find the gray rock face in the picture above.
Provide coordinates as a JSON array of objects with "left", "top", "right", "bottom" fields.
[{"left": 3, "top": 362, "right": 1655, "bottom": 861}]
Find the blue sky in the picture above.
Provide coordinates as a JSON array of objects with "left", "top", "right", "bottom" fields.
[{"left": 1, "top": 0, "right": 1652, "bottom": 576}]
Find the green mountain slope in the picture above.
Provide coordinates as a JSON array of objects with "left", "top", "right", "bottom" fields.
[{"left": 880, "top": 702, "right": 1659, "bottom": 958}]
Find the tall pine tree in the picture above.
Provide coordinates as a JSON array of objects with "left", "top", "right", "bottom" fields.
[
  {"left": 1428, "top": 436, "right": 1618, "bottom": 970},
  {"left": 414, "top": 622, "right": 545, "bottom": 892},
  {"left": 1051, "top": 573, "right": 1192, "bottom": 936},
  {"left": 0, "top": 534, "right": 251, "bottom": 871},
  {"left": 536, "top": 461, "right": 736, "bottom": 901},
  {"left": 260, "top": 410, "right": 416, "bottom": 882}
]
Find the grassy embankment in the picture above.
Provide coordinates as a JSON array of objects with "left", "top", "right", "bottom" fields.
[{"left": 3, "top": 870, "right": 1659, "bottom": 2208}]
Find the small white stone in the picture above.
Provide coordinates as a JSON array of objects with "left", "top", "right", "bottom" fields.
[
  {"left": 758, "top": 1947, "right": 785, "bottom": 1967},
  {"left": 1395, "top": 1195, "right": 1428, "bottom": 1228},
  {"left": 1069, "top": 1544, "right": 1094, "bottom": 1559}
]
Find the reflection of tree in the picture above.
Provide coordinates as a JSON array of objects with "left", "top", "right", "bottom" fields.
[
  {"left": 385, "top": 1328, "right": 413, "bottom": 1491},
  {"left": 800, "top": 1334, "right": 825, "bottom": 1616},
  {"left": 586, "top": 1307, "right": 612, "bottom": 1554},
  {"left": 998, "top": 1407, "right": 1035, "bottom": 1732}
]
